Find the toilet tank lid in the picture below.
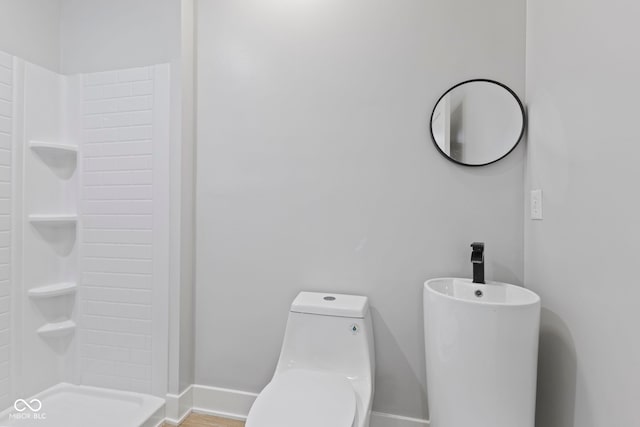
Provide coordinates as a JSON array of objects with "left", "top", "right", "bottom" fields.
[{"left": 291, "top": 292, "right": 369, "bottom": 318}]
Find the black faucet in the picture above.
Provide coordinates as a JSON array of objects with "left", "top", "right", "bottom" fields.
[{"left": 471, "top": 242, "right": 485, "bottom": 284}]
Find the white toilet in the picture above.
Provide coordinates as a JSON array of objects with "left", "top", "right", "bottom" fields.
[{"left": 246, "top": 292, "right": 375, "bottom": 427}]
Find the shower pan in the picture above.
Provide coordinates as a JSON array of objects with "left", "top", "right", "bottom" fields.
[
  {"left": 0, "top": 384, "right": 164, "bottom": 427},
  {"left": 0, "top": 50, "right": 171, "bottom": 426}
]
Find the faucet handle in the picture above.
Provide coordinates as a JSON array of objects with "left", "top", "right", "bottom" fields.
[
  {"left": 471, "top": 242, "right": 485, "bottom": 252},
  {"left": 470, "top": 242, "right": 484, "bottom": 263}
]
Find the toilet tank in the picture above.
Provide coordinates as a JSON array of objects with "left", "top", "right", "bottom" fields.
[{"left": 275, "top": 292, "right": 375, "bottom": 382}]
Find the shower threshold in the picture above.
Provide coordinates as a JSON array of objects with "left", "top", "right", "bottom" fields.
[{"left": 0, "top": 383, "right": 165, "bottom": 427}]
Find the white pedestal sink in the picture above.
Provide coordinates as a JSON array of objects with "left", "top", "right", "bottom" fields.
[{"left": 424, "top": 278, "right": 540, "bottom": 427}]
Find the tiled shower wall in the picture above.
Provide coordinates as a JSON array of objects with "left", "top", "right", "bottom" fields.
[
  {"left": 79, "top": 65, "right": 167, "bottom": 394},
  {"left": 0, "top": 51, "right": 12, "bottom": 411}
]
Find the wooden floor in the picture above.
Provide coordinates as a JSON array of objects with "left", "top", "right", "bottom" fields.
[{"left": 167, "top": 413, "right": 245, "bottom": 427}]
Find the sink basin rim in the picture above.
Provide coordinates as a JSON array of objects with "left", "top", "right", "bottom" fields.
[{"left": 424, "top": 277, "right": 540, "bottom": 307}]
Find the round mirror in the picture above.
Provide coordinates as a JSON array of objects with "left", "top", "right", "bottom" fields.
[{"left": 430, "top": 79, "right": 525, "bottom": 166}]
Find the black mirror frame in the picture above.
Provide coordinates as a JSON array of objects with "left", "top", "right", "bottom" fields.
[{"left": 429, "top": 78, "right": 527, "bottom": 167}]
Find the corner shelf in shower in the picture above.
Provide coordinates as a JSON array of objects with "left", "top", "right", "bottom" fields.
[
  {"left": 37, "top": 320, "right": 76, "bottom": 338},
  {"left": 29, "top": 140, "right": 78, "bottom": 178},
  {"left": 28, "top": 214, "right": 78, "bottom": 226},
  {"left": 28, "top": 282, "right": 77, "bottom": 299},
  {"left": 29, "top": 140, "right": 78, "bottom": 155}
]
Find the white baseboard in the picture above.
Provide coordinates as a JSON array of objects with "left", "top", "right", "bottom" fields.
[
  {"left": 191, "top": 384, "right": 256, "bottom": 420},
  {"left": 165, "top": 386, "right": 194, "bottom": 425},
  {"left": 188, "top": 384, "right": 429, "bottom": 426},
  {"left": 370, "top": 411, "right": 429, "bottom": 427}
]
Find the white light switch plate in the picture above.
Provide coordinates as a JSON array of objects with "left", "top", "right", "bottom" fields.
[{"left": 531, "top": 189, "right": 543, "bottom": 220}]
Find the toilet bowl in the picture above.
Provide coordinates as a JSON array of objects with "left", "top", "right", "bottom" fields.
[{"left": 246, "top": 292, "right": 375, "bottom": 427}]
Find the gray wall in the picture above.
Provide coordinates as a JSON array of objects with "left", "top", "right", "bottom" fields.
[
  {"left": 0, "top": 0, "right": 61, "bottom": 71},
  {"left": 195, "top": 0, "right": 525, "bottom": 419},
  {"left": 59, "top": 0, "right": 180, "bottom": 74},
  {"left": 525, "top": 0, "right": 640, "bottom": 426},
  {"left": 0, "top": 0, "right": 180, "bottom": 75},
  {"left": 176, "top": 0, "right": 196, "bottom": 394}
]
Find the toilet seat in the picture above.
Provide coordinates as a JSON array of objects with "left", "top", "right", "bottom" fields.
[{"left": 246, "top": 369, "right": 356, "bottom": 427}]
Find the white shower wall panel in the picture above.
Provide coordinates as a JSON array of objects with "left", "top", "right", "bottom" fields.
[
  {"left": 78, "top": 65, "right": 169, "bottom": 396},
  {"left": 0, "top": 50, "right": 12, "bottom": 412},
  {"left": 20, "top": 62, "right": 79, "bottom": 399}
]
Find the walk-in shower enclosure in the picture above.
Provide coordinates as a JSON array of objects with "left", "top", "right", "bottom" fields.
[{"left": 0, "top": 50, "right": 171, "bottom": 426}]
